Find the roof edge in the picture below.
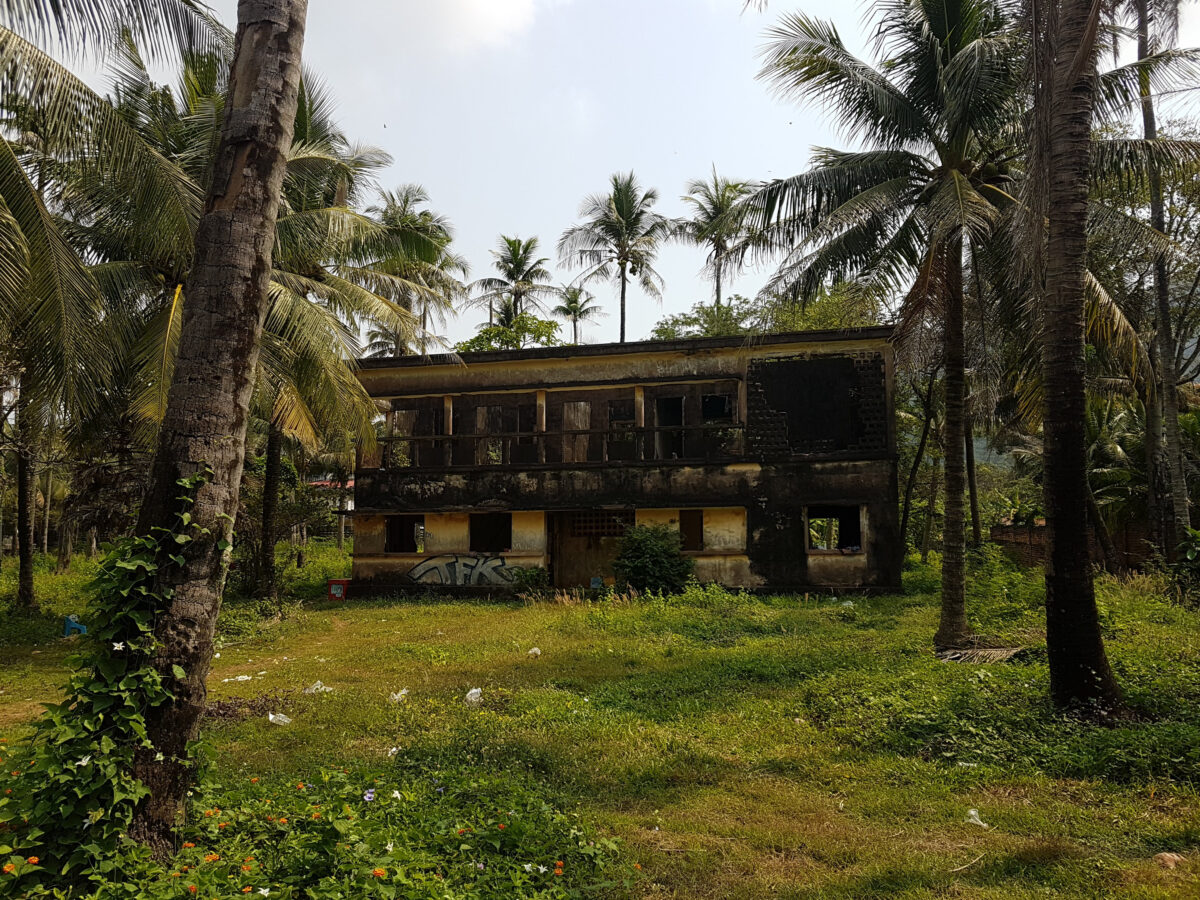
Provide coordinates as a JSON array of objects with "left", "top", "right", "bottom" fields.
[{"left": 357, "top": 326, "right": 895, "bottom": 370}]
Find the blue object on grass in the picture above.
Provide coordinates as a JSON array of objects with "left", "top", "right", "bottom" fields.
[{"left": 63, "top": 614, "right": 87, "bottom": 637}]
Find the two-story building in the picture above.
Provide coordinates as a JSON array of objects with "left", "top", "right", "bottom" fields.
[{"left": 351, "top": 328, "right": 901, "bottom": 593}]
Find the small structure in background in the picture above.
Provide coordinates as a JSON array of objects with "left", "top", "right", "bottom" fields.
[
  {"left": 62, "top": 614, "right": 87, "bottom": 637},
  {"left": 350, "top": 329, "right": 900, "bottom": 593}
]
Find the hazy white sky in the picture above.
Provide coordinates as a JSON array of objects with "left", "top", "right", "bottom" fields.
[{"left": 200, "top": 1, "right": 1199, "bottom": 346}]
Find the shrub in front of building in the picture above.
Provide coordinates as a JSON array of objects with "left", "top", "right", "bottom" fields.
[{"left": 612, "top": 525, "right": 695, "bottom": 595}]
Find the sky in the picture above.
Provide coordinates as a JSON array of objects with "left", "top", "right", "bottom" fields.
[{"left": 197, "top": 0, "right": 1198, "bottom": 346}]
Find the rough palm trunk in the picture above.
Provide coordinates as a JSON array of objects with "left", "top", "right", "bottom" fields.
[
  {"left": 618, "top": 263, "right": 628, "bottom": 343},
  {"left": 1035, "top": 0, "right": 1123, "bottom": 710},
  {"left": 901, "top": 373, "right": 937, "bottom": 545},
  {"left": 936, "top": 239, "right": 972, "bottom": 649},
  {"left": 128, "top": 0, "right": 308, "bottom": 850},
  {"left": 258, "top": 423, "right": 283, "bottom": 600},
  {"left": 1137, "top": 0, "right": 1188, "bottom": 551},
  {"left": 965, "top": 415, "right": 983, "bottom": 547},
  {"left": 15, "top": 379, "right": 36, "bottom": 610},
  {"left": 336, "top": 491, "right": 346, "bottom": 550},
  {"left": 40, "top": 472, "right": 50, "bottom": 554},
  {"left": 714, "top": 255, "right": 723, "bottom": 307},
  {"left": 922, "top": 457, "right": 940, "bottom": 564},
  {"left": 1143, "top": 366, "right": 1167, "bottom": 553}
]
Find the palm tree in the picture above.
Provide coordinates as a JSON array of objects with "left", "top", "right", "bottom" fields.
[
  {"left": 552, "top": 284, "right": 603, "bottom": 344},
  {"left": 471, "top": 235, "right": 558, "bottom": 323},
  {"left": 367, "top": 185, "right": 468, "bottom": 354},
  {"left": 559, "top": 171, "right": 672, "bottom": 343},
  {"left": 750, "top": 0, "right": 1022, "bottom": 649},
  {"left": 126, "top": 0, "right": 310, "bottom": 849},
  {"left": 677, "top": 169, "right": 754, "bottom": 306},
  {"left": 1028, "top": 0, "right": 1124, "bottom": 710}
]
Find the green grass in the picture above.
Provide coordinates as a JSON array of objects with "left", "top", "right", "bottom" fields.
[{"left": 3, "top": 544, "right": 1200, "bottom": 897}]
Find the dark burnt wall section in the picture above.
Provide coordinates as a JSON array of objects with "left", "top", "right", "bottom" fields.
[
  {"left": 747, "top": 351, "right": 889, "bottom": 460},
  {"left": 356, "top": 460, "right": 902, "bottom": 591}
]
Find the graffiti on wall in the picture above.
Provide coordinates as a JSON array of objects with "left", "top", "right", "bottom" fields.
[{"left": 405, "top": 555, "right": 515, "bottom": 586}]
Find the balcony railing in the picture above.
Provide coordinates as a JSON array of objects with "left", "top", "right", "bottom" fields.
[{"left": 359, "top": 423, "right": 746, "bottom": 471}]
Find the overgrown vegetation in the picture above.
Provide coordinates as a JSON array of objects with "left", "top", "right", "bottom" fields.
[
  {"left": 611, "top": 525, "right": 695, "bottom": 595},
  {"left": 4, "top": 550, "right": 1200, "bottom": 897}
]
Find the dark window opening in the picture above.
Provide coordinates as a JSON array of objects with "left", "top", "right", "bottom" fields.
[
  {"left": 470, "top": 513, "right": 512, "bottom": 553},
  {"left": 679, "top": 509, "right": 704, "bottom": 552},
  {"left": 513, "top": 403, "right": 539, "bottom": 463},
  {"left": 806, "top": 505, "right": 863, "bottom": 553},
  {"left": 655, "top": 396, "right": 685, "bottom": 459},
  {"left": 385, "top": 514, "right": 425, "bottom": 553},
  {"left": 608, "top": 398, "right": 637, "bottom": 461},
  {"left": 702, "top": 394, "right": 733, "bottom": 423}
]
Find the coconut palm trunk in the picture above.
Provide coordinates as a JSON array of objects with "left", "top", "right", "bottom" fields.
[
  {"left": 618, "top": 263, "right": 628, "bottom": 343},
  {"left": 129, "top": 0, "right": 308, "bottom": 849},
  {"left": 1136, "top": 0, "right": 1189, "bottom": 551},
  {"left": 15, "top": 381, "right": 36, "bottom": 610},
  {"left": 965, "top": 415, "right": 982, "bottom": 547},
  {"left": 936, "top": 237, "right": 972, "bottom": 649},
  {"left": 901, "top": 373, "right": 938, "bottom": 545},
  {"left": 259, "top": 423, "right": 283, "bottom": 601},
  {"left": 1036, "top": 0, "right": 1123, "bottom": 710}
]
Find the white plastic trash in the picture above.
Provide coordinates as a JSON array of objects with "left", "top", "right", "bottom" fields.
[
  {"left": 267, "top": 712, "right": 292, "bottom": 726},
  {"left": 464, "top": 687, "right": 483, "bottom": 706}
]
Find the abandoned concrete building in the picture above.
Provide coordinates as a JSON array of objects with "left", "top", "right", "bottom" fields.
[{"left": 351, "top": 328, "right": 901, "bottom": 592}]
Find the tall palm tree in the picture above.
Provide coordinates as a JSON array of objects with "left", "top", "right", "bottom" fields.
[
  {"left": 471, "top": 235, "right": 557, "bottom": 323},
  {"left": 750, "top": 0, "right": 1022, "bottom": 649},
  {"left": 126, "top": 0, "right": 310, "bottom": 849},
  {"left": 552, "top": 284, "right": 603, "bottom": 344},
  {"left": 1028, "top": 0, "right": 1124, "bottom": 710},
  {"left": 677, "top": 168, "right": 754, "bottom": 306},
  {"left": 559, "top": 171, "right": 672, "bottom": 343},
  {"left": 1123, "top": 0, "right": 1190, "bottom": 557},
  {"left": 367, "top": 185, "right": 468, "bottom": 354}
]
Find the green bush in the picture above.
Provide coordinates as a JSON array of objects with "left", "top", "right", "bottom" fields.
[
  {"left": 611, "top": 525, "right": 694, "bottom": 595},
  {"left": 2, "top": 765, "right": 630, "bottom": 898}
]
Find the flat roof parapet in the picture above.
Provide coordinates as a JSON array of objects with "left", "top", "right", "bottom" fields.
[{"left": 356, "top": 326, "right": 896, "bottom": 370}]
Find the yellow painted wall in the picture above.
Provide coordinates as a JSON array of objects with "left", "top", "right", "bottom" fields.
[
  {"left": 424, "top": 513, "right": 469, "bottom": 553},
  {"left": 355, "top": 515, "right": 385, "bottom": 554},
  {"left": 512, "top": 511, "right": 546, "bottom": 553},
  {"left": 704, "top": 508, "right": 746, "bottom": 552}
]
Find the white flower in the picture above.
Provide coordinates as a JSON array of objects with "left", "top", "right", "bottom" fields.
[
  {"left": 386, "top": 842, "right": 394, "bottom": 853},
  {"left": 75, "top": 755, "right": 91, "bottom": 767},
  {"left": 154, "top": 752, "right": 165, "bottom": 762},
  {"left": 392, "top": 790, "right": 402, "bottom": 800},
  {"left": 213, "top": 652, "right": 220, "bottom": 659},
  {"left": 257, "top": 890, "right": 271, "bottom": 897},
  {"left": 527, "top": 647, "right": 541, "bottom": 658},
  {"left": 537, "top": 865, "right": 548, "bottom": 874},
  {"left": 388, "top": 747, "right": 399, "bottom": 757},
  {"left": 111, "top": 642, "right": 125, "bottom": 651},
  {"left": 389, "top": 689, "right": 409, "bottom": 703},
  {"left": 464, "top": 688, "right": 483, "bottom": 706}
]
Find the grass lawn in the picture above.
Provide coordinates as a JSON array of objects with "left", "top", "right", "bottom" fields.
[{"left": 2, "top": 545, "right": 1200, "bottom": 898}]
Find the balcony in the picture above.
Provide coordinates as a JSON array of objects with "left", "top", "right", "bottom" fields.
[{"left": 358, "top": 422, "right": 747, "bottom": 473}]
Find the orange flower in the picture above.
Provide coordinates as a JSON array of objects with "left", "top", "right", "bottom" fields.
[
  {"left": 204, "top": 810, "right": 215, "bottom": 817},
  {"left": 183, "top": 842, "right": 196, "bottom": 849},
  {"left": 497, "top": 824, "right": 506, "bottom": 830},
  {"left": 278, "top": 818, "right": 288, "bottom": 824},
  {"left": 241, "top": 887, "right": 252, "bottom": 894},
  {"left": 244, "top": 857, "right": 254, "bottom": 863},
  {"left": 2, "top": 864, "right": 15, "bottom": 874},
  {"left": 171, "top": 872, "right": 182, "bottom": 878},
  {"left": 634, "top": 863, "right": 642, "bottom": 870},
  {"left": 204, "top": 853, "right": 220, "bottom": 863},
  {"left": 371, "top": 867, "right": 386, "bottom": 878},
  {"left": 250, "top": 778, "right": 259, "bottom": 783},
  {"left": 556, "top": 861, "right": 563, "bottom": 866},
  {"left": 296, "top": 783, "right": 305, "bottom": 790},
  {"left": 26, "top": 857, "right": 38, "bottom": 865},
  {"left": 188, "top": 887, "right": 197, "bottom": 894},
  {"left": 312, "top": 813, "right": 321, "bottom": 820},
  {"left": 9, "top": 771, "right": 19, "bottom": 777},
  {"left": 218, "top": 823, "right": 229, "bottom": 829},
  {"left": 241, "top": 865, "right": 252, "bottom": 872}
]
